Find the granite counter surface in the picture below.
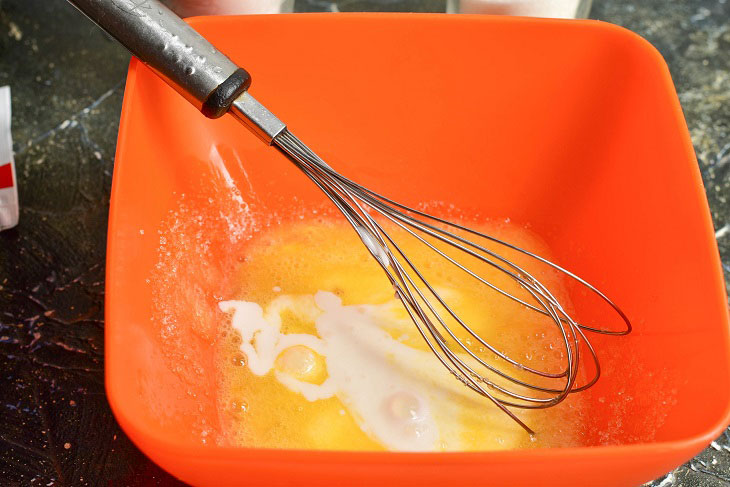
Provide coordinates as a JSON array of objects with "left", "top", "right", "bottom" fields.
[{"left": 0, "top": 0, "right": 728, "bottom": 485}]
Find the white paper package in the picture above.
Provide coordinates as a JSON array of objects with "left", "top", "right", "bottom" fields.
[{"left": 0, "top": 86, "right": 18, "bottom": 231}]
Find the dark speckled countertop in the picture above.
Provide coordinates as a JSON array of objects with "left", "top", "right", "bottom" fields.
[{"left": 0, "top": 0, "right": 728, "bottom": 485}]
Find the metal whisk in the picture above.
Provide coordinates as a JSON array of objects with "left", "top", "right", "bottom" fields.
[
  {"left": 69, "top": 0, "right": 632, "bottom": 434},
  {"left": 275, "top": 131, "right": 632, "bottom": 434}
]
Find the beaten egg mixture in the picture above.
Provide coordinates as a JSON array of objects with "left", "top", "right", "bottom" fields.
[{"left": 216, "top": 217, "right": 583, "bottom": 451}]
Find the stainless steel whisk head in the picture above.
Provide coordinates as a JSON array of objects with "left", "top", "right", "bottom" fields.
[
  {"left": 274, "top": 129, "right": 632, "bottom": 434},
  {"left": 68, "top": 0, "right": 633, "bottom": 435}
]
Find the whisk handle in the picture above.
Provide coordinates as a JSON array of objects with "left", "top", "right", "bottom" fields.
[{"left": 66, "top": 0, "right": 249, "bottom": 118}]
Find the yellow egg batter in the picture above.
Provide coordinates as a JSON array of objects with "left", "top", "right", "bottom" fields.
[{"left": 216, "top": 215, "right": 585, "bottom": 451}]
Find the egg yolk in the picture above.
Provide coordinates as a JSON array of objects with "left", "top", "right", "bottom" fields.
[{"left": 276, "top": 346, "right": 328, "bottom": 384}]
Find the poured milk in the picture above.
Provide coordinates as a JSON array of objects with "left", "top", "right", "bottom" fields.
[
  {"left": 221, "top": 291, "right": 516, "bottom": 451},
  {"left": 216, "top": 217, "right": 585, "bottom": 451}
]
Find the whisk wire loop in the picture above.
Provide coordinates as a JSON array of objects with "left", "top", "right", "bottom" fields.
[{"left": 274, "top": 129, "right": 630, "bottom": 434}]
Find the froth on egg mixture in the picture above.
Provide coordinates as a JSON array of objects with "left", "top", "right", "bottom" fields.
[{"left": 215, "top": 214, "right": 589, "bottom": 452}]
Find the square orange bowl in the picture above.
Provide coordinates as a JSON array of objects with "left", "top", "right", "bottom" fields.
[{"left": 106, "top": 13, "right": 730, "bottom": 486}]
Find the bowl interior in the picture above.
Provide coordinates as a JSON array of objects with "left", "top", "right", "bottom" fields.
[{"left": 106, "top": 13, "right": 730, "bottom": 486}]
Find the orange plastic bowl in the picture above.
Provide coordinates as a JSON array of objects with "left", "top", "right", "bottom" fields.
[{"left": 106, "top": 14, "right": 730, "bottom": 486}]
